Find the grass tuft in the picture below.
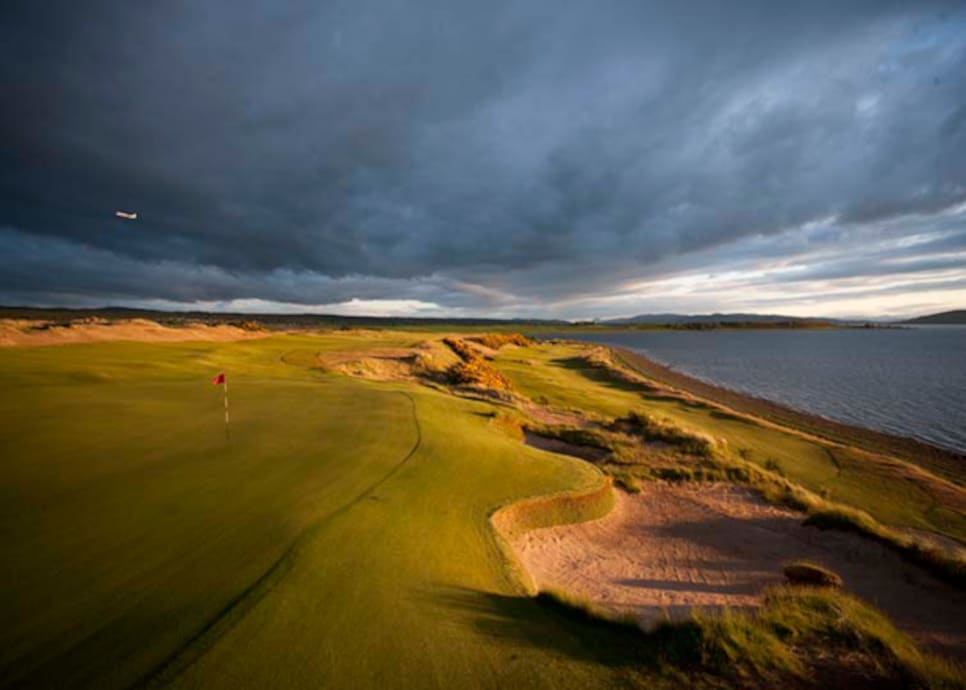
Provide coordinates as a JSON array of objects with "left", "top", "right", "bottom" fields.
[
  {"left": 443, "top": 337, "right": 515, "bottom": 391},
  {"left": 537, "top": 589, "right": 640, "bottom": 628},
  {"left": 783, "top": 560, "right": 844, "bottom": 588},
  {"left": 528, "top": 424, "right": 614, "bottom": 451},
  {"left": 615, "top": 411, "right": 718, "bottom": 458},
  {"left": 804, "top": 508, "right": 966, "bottom": 588},
  {"left": 466, "top": 333, "right": 530, "bottom": 350},
  {"left": 541, "top": 585, "right": 966, "bottom": 688}
]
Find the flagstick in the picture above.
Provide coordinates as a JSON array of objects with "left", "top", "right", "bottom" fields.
[{"left": 224, "top": 376, "right": 230, "bottom": 440}]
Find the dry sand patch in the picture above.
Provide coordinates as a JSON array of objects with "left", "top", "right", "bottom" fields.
[
  {"left": 511, "top": 482, "right": 966, "bottom": 659},
  {"left": 0, "top": 318, "right": 266, "bottom": 346}
]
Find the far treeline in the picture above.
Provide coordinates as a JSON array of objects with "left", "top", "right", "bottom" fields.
[
  {"left": 0, "top": 306, "right": 893, "bottom": 332},
  {"left": 574, "top": 320, "right": 851, "bottom": 330},
  {"left": 0, "top": 306, "right": 568, "bottom": 331}
]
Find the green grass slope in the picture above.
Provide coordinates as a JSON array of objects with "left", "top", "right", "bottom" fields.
[{"left": 163, "top": 386, "right": 627, "bottom": 690}]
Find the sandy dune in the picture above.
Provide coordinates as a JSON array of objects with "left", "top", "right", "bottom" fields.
[
  {"left": 511, "top": 483, "right": 966, "bottom": 659},
  {"left": 0, "top": 319, "right": 266, "bottom": 346}
]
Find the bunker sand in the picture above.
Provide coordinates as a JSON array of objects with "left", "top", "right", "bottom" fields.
[{"left": 511, "top": 483, "right": 966, "bottom": 659}]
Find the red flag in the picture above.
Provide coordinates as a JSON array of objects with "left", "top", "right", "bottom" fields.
[{"left": 212, "top": 372, "right": 226, "bottom": 385}]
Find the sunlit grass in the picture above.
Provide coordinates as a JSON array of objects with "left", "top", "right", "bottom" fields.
[{"left": 492, "top": 342, "right": 964, "bottom": 542}]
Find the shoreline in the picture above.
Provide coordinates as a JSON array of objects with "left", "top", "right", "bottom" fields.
[{"left": 609, "top": 345, "right": 965, "bottom": 484}]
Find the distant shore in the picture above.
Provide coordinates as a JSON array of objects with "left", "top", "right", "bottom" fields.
[
  {"left": 611, "top": 345, "right": 965, "bottom": 484},
  {"left": 0, "top": 306, "right": 904, "bottom": 332}
]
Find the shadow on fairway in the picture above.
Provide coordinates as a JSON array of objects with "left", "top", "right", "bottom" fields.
[
  {"left": 425, "top": 585, "right": 664, "bottom": 669},
  {"left": 552, "top": 357, "right": 646, "bottom": 396},
  {"left": 552, "top": 357, "right": 715, "bottom": 410}
]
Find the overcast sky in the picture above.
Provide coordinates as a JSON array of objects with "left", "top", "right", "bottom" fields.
[{"left": 1, "top": 1, "right": 964, "bottom": 319}]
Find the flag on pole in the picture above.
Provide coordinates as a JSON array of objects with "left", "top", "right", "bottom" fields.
[{"left": 212, "top": 372, "right": 229, "bottom": 439}]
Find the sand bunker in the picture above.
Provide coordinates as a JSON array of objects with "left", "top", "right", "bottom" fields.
[
  {"left": 511, "top": 482, "right": 966, "bottom": 659},
  {"left": 0, "top": 318, "right": 266, "bottom": 347}
]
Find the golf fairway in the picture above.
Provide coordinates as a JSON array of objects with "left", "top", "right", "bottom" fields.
[{"left": 0, "top": 337, "right": 634, "bottom": 689}]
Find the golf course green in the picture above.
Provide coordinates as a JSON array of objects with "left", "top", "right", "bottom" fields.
[
  {"left": 1, "top": 329, "right": 962, "bottom": 689},
  {"left": 0, "top": 334, "right": 640, "bottom": 689}
]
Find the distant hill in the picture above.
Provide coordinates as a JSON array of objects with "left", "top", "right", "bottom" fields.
[
  {"left": 602, "top": 312, "right": 849, "bottom": 327},
  {"left": 901, "top": 310, "right": 966, "bottom": 325},
  {"left": 0, "top": 305, "right": 570, "bottom": 330}
]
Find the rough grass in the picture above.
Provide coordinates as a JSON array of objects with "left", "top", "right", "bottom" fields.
[
  {"left": 489, "top": 342, "right": 966, "bottom": 583},
  {"left": 516, "top": 392, "right": 966, "bottom": 588},
  {"left": 523, "top": 422, "right": 615, "bottom": 452},
  {"left": 784, "top": 560, "right": 844, "bottom": 588},
  {"left": 642, "top": 447, "right": 966, "bottom": 588},
  {"left": 803, "top": 507, "right": 966, "bottom": 588},
  {"left": 442, "top": 336, "right": 479, "bottom": 361},
  {"left": 543, "top": 586, "right": 966, "bottom": 689},
  {"left": 467, "top": 332, "right": 531, "bottom": 350},
  {"left": 448, "top": 357, "right": 515, "bottom": 390},
  {"left": 537, "top": 589, "right": 641, "bottom": 628},
  {"left": 614, "top": 410, "right": 719, "bottom": 458},
  {"left": 443, "top": 336, "right": 516, "bottom": 391}
]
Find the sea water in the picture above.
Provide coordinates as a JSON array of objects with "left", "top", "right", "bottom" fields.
[{"left": 541, "top": 326, "right": 966, "bottom": 454}]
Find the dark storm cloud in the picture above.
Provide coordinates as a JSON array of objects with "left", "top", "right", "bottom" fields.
[
  {"left": 1, "top": 0, "right": 964, "bottom": 313},
  {"left": 0, "top": 226, "right": 464, "bottom": 307}
]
